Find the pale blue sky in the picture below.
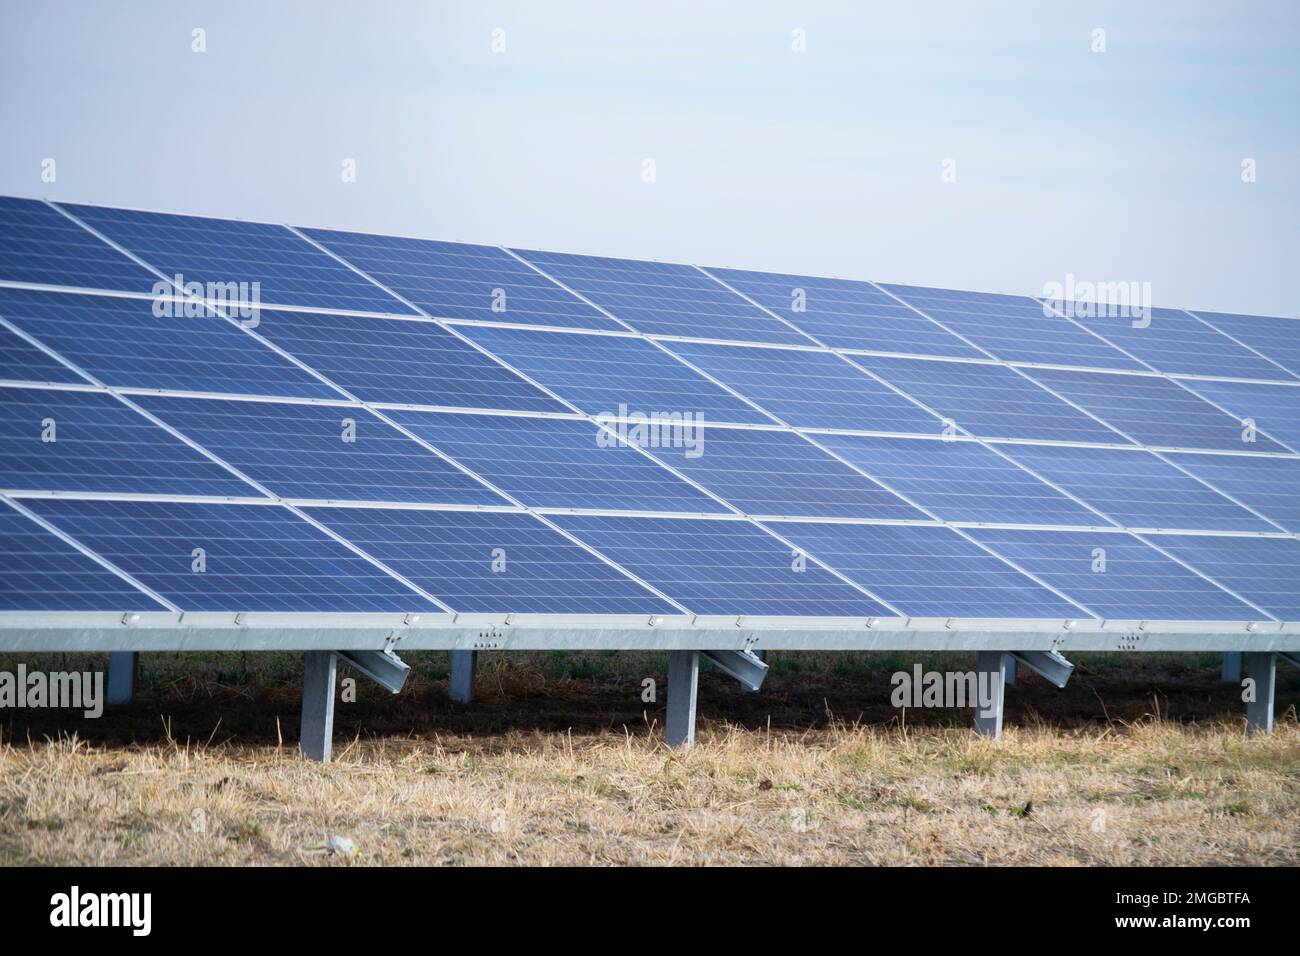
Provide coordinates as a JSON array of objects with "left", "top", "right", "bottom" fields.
[{"left": 1, "top": 1, "right": 1296, "bottom": 314}]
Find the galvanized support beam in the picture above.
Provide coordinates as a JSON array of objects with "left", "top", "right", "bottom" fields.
[
  {"left": 1221, "top": 652, "right": 1243, "bottom": 682},
  {"left": 666, "top": 650, "right": 700, "bottom": 748},
  {"left": 106, "top": 651, "right": 138, "bottom": 706},
  {"left": 1245, "top": 652, "right": 1276, "bottom": 736},
  {"left": 743, "top": 649, "right": 766, "bottom": 693},
  {"left": 701, "top": 648, "right": 768, "bottom": 692},
  {"left": 973, "top": 651, "right": 1006, "bottom": 739},
  {"left": 1008, "top": 650, "right": 1074, "bottom": 688},
  {"left": 449, "top": 649, "right": 477, "bottom": 703},
  {"left": 300, "top": 651, "right": 337, "bottom": 762},
  {"left": 336, "top": 647, "right": 410, "bottom": 693}
]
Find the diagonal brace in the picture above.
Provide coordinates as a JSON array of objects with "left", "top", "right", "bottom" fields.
[
  {"left": 701, "top": 649, "right": 769, "bottom": 692},
  {"left": 1008, "top": 650, "right": 1074, "bottom": 688},
  {"left": 336, "top": 647, "right": 411, "bottom": 694}
]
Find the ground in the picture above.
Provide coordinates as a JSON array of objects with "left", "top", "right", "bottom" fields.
[{"left": 0, "top": 651, "right": 1296, "bottom": 866}]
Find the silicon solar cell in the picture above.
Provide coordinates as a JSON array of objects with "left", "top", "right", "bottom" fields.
[
  {"left": 0, "top": 196, "right": 158, "bottom": 293},
  {"left": 1025, "top": 367, "right": 1290, "bottom": 453},
  {"left": 24, "top": 498, "right": 437, "bottom": 612},
  {"left": 811, "top": 434, "right": 1098, "bottom": 525},
  {"left": 251, "top": 310, "right": 568, "bottom": 412},
  {"left": 1190, "top": 310, "right": 1300, "bottom": 379},
  {"left": 702, "top": 267, "right": 984, "bottom": 358},
  {"left": 1000, "top": 444, "right": 1274, "bottom": 532},
  {"left": 547, "top": 514, "right": 892, "bottom": 616},
  {"left": 853, "top": 355, "right": 1128, "bottom": 444},
  {"left": 0, "top": 288, "right": 338, "bottom": 398},
  {"left": 963, "top": 528, "right": 1259, "bottom": 620},
  {"left": 1165, "top": 452, "right": 1300, "bottom": 533},
  {"left": 304, "top": 507, "right": 678, "bottom": 614},
  {"left": 0, "top": 386, "right": 259, "bottom": 497},
  {"left": 648, "top": 427, "right": 927, "bottom": 520},
  {"left": 1152, "top": 534, "right": 1300, "bottom": 621},
  {"left": 0, "top": 323, "right": 83, "bottom": 384},
  {"left": 880, "top": 284, "right": 1143, "bottom": 371},
  {"left": 663, "top": 341, "right": 944, "bottom": 433},
  {"left": 1177, "top": 379, "right": 1300, "bottom": 452},
  {"left": 59, "top": 203, "right": 416, "bottom": 315},
  {"left": 456, "top": 325, "right": 774, "bottom": 424},
  {"left": 134, "top": 395, "right": 506, "bottom": 506},
  {"left": 0, "top": 504, "right": 163, "bottom": 611},
  {"left": 382, "top": 409, "right": 727, "bottom": 513},
  {"left": 512, "top": 249, "right": 815, "bottom": 346},
  {"left": 299, "top": 229, "right": 621, "bottom": 331},
  {"left": 772, "top": 521, "right": 1085, "bottom": 618},
  {"left": 1063, "top": 305, "right": 1288, "bottom": 380}
]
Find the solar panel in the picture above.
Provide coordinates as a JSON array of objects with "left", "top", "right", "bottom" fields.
[
  {"left": 1189, "top": 310, "right": 1300, "bottom": 379},
  {"left": 381, "top": 409, "right": 727, "bottom": 513},
  {"left": 1025, "top": 367, "right": 1291, "bottom": 452},
  {"left": 880, "top": 284, "right": 1143, "bottom": 371},
  {"left": 1063, "top": 306, "right": 1288, "bottom": 380},
  {"left": 59, "top": 203, "right": 416, "bottom": 315},
  {"left": 0, "top": 323, "right": 83, "bottom": 384},
  {"left": 702, "top": 267, "right": 984, "bottom": 358},
  {"left": 0, "top": 288, "right": 338, "bottom": 398},
  {"left": 456, "top": 325, "right": 774, "bottom": 424},
  {"left": 512, "top": 249, "right": 815, "bottom": 345},
  {"left": 0, "top": 503, "right": 163, "bottom": 611},
  {"left": 251, "top": 310, "right": 568, "bottom": 412},
  {"left": 546, "top": 514, "right": 892, "bottom": 616},
  {"left": 811, "top": 434, "right": 1098, "bottom": 525},
  {"left": 662, "top": 340, "right": 944, "bottom": 433},
  {"left": 854, "top": 355, "right": 1128, "bottom": 444},
  {"left": 134, "top": 394, "right": 507, "bottom": 505},
  {"left": 0, "top": 196, "right": 158, "bottom": 293},
  {"left": 24, "top": 498, "right": 437, "bottom": 612},
  {"left": 0, "top": 386, "right": 260, "bottom": 498},
  {"left": 1176, "top": 379, "right": 1300, "bottom": 452},
  {"left": 304, "top": 507, "right": 679, "bottom": 614},
  {"left": 1150, "top": 534, "right": 1300, "bottom": 620},
  {"left": 299, "top": 229, "right": 621, "bottom": 331},
  {"left": 963, "top": 528, "right": 1257, "bottom": 620},
  {"left": 1165, "top": 452, "right": 1300, "bottom": 533},
  {"left": 999, "top": 443, "right": 1275, "bottom": 532},
  {"left": 772, "top": 521, "right": 1084, "bottom": 618}
]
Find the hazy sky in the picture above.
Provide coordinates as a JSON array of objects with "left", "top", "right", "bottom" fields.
[{"left": 1, "top": 1, "right": 1296, "bottom": 314}]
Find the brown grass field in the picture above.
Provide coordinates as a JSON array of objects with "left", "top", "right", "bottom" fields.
[{"left": 0, "top": 651, "right": 1296, "bottom": 866}]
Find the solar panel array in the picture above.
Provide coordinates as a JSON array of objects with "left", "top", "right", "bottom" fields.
[{"left": 2, "top": 195, "right": 1298, "bottom": 622}]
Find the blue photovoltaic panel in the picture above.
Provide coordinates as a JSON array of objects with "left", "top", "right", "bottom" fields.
[
  {"left": 1025, "top": 367, "right": 1289, "bottom": 453},
  {"left": 1001, "top": 444, "right": 1274, "bottom": 532},
  {"left": 0, "top": 288, "right": 338, "bottom": 398},
  {"left": 854, "top": 355, "right": 1127, "bottom": 444},
  {"left": 0, "top": 196, "right": 158, "bottom": 293},
  {"left": 457, "top": 325, "right": 773, "bottom": 424},
  {"left": 252, "top": 310, "right": 567, "bottom": 412},
  {"left": 774, "top": 522, "right": 1084, "bottom": 618},
  {"left": 1065, "top": 306, "right": 1288, "bottom": 380},
  {"left": 1166, "top": 452, "right": 1300, "bottom": 533},
  {"left": 1190, "top": 310, "right": 1300, "bottom": 379},
  {"left": 1177, "top": 379, "right": 1300, "bottom": 452},
  {"left": 382, "top": 410, "right": 726, "bottom": 513},
  {"left": 664, "top": 341, "right": 944, "bottom": 433},
  {"left": 702, "top": 267, "right": 984, "bottom": 358},
  {"left": 965, "top": 528, "right": 1257, "bottom": 620},
  {"left": 649, "top": 427, "right": 926, "bottom": 520},
  {"left": 512, "top": 249, "right": 814, "bottom": 346},
  {"left": 0, "top": 505, "right": 163, "bottom": 611},
  {"left": 548, "top": 514, "right": 891, "bottom": 616},
  {"left": 813, "top": 434, "right": 1097, "bottom": 525},
  {"left": 135, "top": 395, "right": 506, "bottom": 506},
  {"left": 299, "top": 229, "right": 621, "bottom": 332},
  {"left": 305, "top": 507, "right": 677, "bottom": 614},
  {"left": 59, "top": 203, "right": 416, "bottom": 315},
  {"left": 1152, "top": 535, "right": 1300, "bottom": 621},
  {"left": 881, "top": 284, "right": 1143, "bottom": 371},
  {"left": 0, "top": 324, "right": 83, "bottom": 384},
  {"left": 0, "top": 387, "right": 259, "bottom": 497},
  {"left": 26, "top": 499, "right": 436, "bottom": 612}
]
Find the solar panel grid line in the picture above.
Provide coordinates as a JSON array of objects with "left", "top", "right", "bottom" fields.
[
  {"left": 1127, "top": 531, "right": 1280, "bottom": 622},
  {"left": 1176, "top": 381, "right": 1300, "bottom": 455},
  {"left": 1140, "top": 449, "right": 1293, "bottom": 534},
  {"left": 1174, "top": 309, "right": 1300, "bottom": 382},
  {"left": 286, "top": 224, "right": 437, "bottom": 320},
  {"left": 1188, "top": 309, "right": 1300, "bottom": 379},
  {"left": 0, "top": 494, "right": 177, "bottom": 611}
]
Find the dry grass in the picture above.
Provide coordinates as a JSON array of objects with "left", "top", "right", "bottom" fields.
[{"left": 0, "top": 651, "right": 1297, "bottom": 866}]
